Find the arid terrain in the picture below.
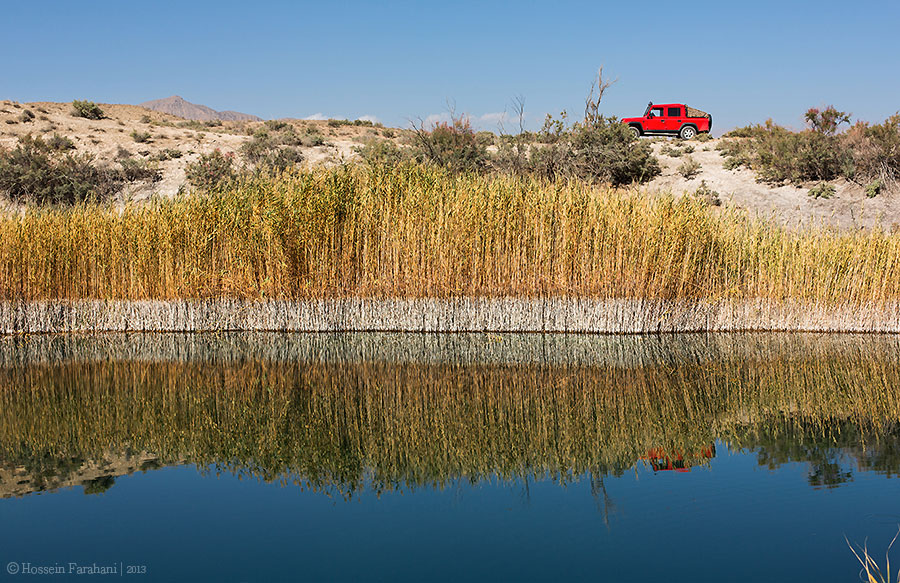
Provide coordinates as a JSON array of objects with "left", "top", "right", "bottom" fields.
[
  {"left": 0, "top": 99, "right": 896, "bottom": 229},
  {"left": 0, "top": 99, "right": 400, "bottom": 202}
]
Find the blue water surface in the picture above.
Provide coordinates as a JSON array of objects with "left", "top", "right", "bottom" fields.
[{"left": 2, "top": 443, "right": 897, "bottom": 582}]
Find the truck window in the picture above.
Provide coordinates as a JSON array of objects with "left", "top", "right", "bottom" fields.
[
  {"left": 667, "top": 107, "right": 682, "bottom": 117},
  {"left": 650, "top": 107, "right": 664, "bottom": 117}
]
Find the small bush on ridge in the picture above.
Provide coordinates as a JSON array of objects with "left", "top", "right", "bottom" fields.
[
  {"left": 71, "top": 100, "right": 105, "bottom": 120},
  {"left": 678, "top": 156, "right": 701, "bottom": 179},
  {"left": 45, "top": 133, "right": 75, "bottom": 151},
  {"left": 808, "top": 182, "right": 835, "bottom": 199},
  {"left": 130, "top": 130, "right": 152, "bottom": 143}
]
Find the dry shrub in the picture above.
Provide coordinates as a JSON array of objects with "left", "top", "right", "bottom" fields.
[
  {"left": 844, "top": 115, "right": 900, "bottom": 190},
  {"left": 0, "top": 135, "right": 122, "bottom": 204},
  {"left": 410, "top": 115, "right": 488, "bottom": 173},
  {"left": 720, "top": 108, "right": 900, "bottom": 191}
]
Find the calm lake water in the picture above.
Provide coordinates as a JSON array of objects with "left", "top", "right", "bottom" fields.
[{"left": 1, "top": 332, "right": 899, "bottom": 582}]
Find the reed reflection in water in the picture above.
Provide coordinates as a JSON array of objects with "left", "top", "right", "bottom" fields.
[{"left": 0, "top": 332, "right": 898, "bottom": 499}]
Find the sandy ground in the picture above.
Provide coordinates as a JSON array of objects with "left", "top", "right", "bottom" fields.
[
  {"left": 1, "top": 100, "right": 896, "bottom": 229},
  {"left": 645, "top": 137, "right": 899, "bottom": 230}
]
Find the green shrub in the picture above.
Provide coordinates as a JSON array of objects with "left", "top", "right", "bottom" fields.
[
  {"left": 808, "top": 182, "right": 835, "bottom": 199},
  {"left": 566, "top": 117, "right": 659, "bottom": 184},
  {"left": 300, "top": 133, "right": 325, "bottom": 147},
  {"left": 185, "top": 149, "right": 236, "bottom": 190},
  {"left": 694, "top": 180, "right": 721, "bottom": 206},
  {"left": 45, "top": 133, "right": 75, "bottom": 151},
  {"left": 717, "top": 138, "right": 754, "bottom": 170},
  {"left": 661, "top": 144, "right": 683, "bottom": 157},
  {"left": 724, "top": 124, "right": 767, "bottom": 138},
  {"left": 804, "top": 106, "right": 850, "bottom": 135},
  {"left": 695, "top": 132, "right": 712, "bottom": 143},
  {"left": 240, "top": 132, "right": 272, "bottom": 164},
  {"left": 71, "top": 100, "right": 105, "bottom": 120},
  {"left": 152, "top": 148, "right": 183, "bottom": 161},
  {"left": 755, "top": 128, "right": 849, "bottom": 183},
  {"left": 866, "top": 180, "right": 883, "bottom": 198},
  {"left": 678, "top": 156, "right": 701, "bottom": 179},
  {"left": 718, "top": 116, "right": 851, "bottom": 184},
  {"left": 355, "top": 140, "right": 406, "bottom": 166},
  {"left": 475, "top": 131, "right": 495, "bottom": 147},
  {"left": 18, "top": 109, "right": 35, "bottom": 123},
  {"left": 493, "top": 113, "right": 659, "bottom": 186},
  {"left": 130, "top": 130, "right": 152, "bottom": 143},
  {"left": 0, "top": 135, "right": 121, "bottom": 204},
  {"left": 119, "top": 157, "right": 161, "bottom": 182},
  {"left": 263, "top": 147, "right": 304, "bottom": 171},
  {"left": 241, "top": 126, "right": 310, "bottom": 167},
  {"left": 177, "top": 120, "right": 207, "bottom": 131},
  {"left": 242, "top": 136, "right": 304, "bottom": 170},
  {"left": 264, "top": 120, "right": 290, "bottom": 131},
  {"left": 277, "top": 127, "right": 303, "bottom": 146},
  {"left": 516, "top": 113, "right": 659, "bottom": 185},
  {"left": 327, "top": 118, "right": 374, "bottom": 128}
]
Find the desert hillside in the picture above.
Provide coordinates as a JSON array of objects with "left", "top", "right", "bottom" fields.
[
  {"left": 0, "top": 99, "right": 401, "bottom": 201},
  {"left": 0, "top": 98, "right": 896, "bottom": 229}
]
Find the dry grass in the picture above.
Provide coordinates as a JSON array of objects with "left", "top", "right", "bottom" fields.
[
  {"left": 848, "top": 528, "right": 900, "bottom": 583},
  {"left": 2, "top": 163, "right": 900, "bottom": 302}
]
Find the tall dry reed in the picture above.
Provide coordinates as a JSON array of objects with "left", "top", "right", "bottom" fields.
[{"left": 1, "top": 163, "right": 899, "bottom": 303}]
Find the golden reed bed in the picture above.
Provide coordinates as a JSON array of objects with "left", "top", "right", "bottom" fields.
[{"left": 2, "top": 164, "right": 900, "bottom": 332}]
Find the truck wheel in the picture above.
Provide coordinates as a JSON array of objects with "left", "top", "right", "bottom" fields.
[
  {"left": 629, "top": 126, "right": 641, "bottom": 139},
  {"left": 679, "top": 125, "right": 697, "bottom": 140}
]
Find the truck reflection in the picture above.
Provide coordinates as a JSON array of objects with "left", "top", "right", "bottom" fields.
[{"left": 643, "top": 445, "right": 716, "bottom": 473}]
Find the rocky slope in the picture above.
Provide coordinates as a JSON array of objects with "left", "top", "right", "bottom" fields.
[{"left": 139, "top": 95, "right": 261, "bottom": 122}]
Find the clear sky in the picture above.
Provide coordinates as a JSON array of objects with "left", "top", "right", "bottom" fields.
[{"left": 3, "top": 0, "right": 898, "bottom": 133}]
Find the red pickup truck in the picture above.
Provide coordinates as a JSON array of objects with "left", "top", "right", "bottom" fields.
[{"left": 622, "top": 102, "right": 712, "bottom": 139}]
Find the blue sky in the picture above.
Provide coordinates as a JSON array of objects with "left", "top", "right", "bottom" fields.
[{"left": 2, "top": 0, "right": 898, "bottom": 133}]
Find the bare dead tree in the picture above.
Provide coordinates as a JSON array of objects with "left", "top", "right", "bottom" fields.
[
  {"left": 509, "top": 95, "right": 527, "bottom": 174},
  {"left": 584, "top": 66, "right": 617, "bottom": 126}
]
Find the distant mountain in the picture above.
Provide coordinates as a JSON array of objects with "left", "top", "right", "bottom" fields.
[{"left": 139, "top": 95, "right": 261, "bottom": 122}]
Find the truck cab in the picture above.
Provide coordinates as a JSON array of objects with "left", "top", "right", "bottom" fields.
[{"left": 622, "top": 102, "right": 712, "bottom": 140}]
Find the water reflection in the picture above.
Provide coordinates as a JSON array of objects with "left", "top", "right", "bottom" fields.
[{"left": 1, "top": 332, "right": 898, "bottom": 498}]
